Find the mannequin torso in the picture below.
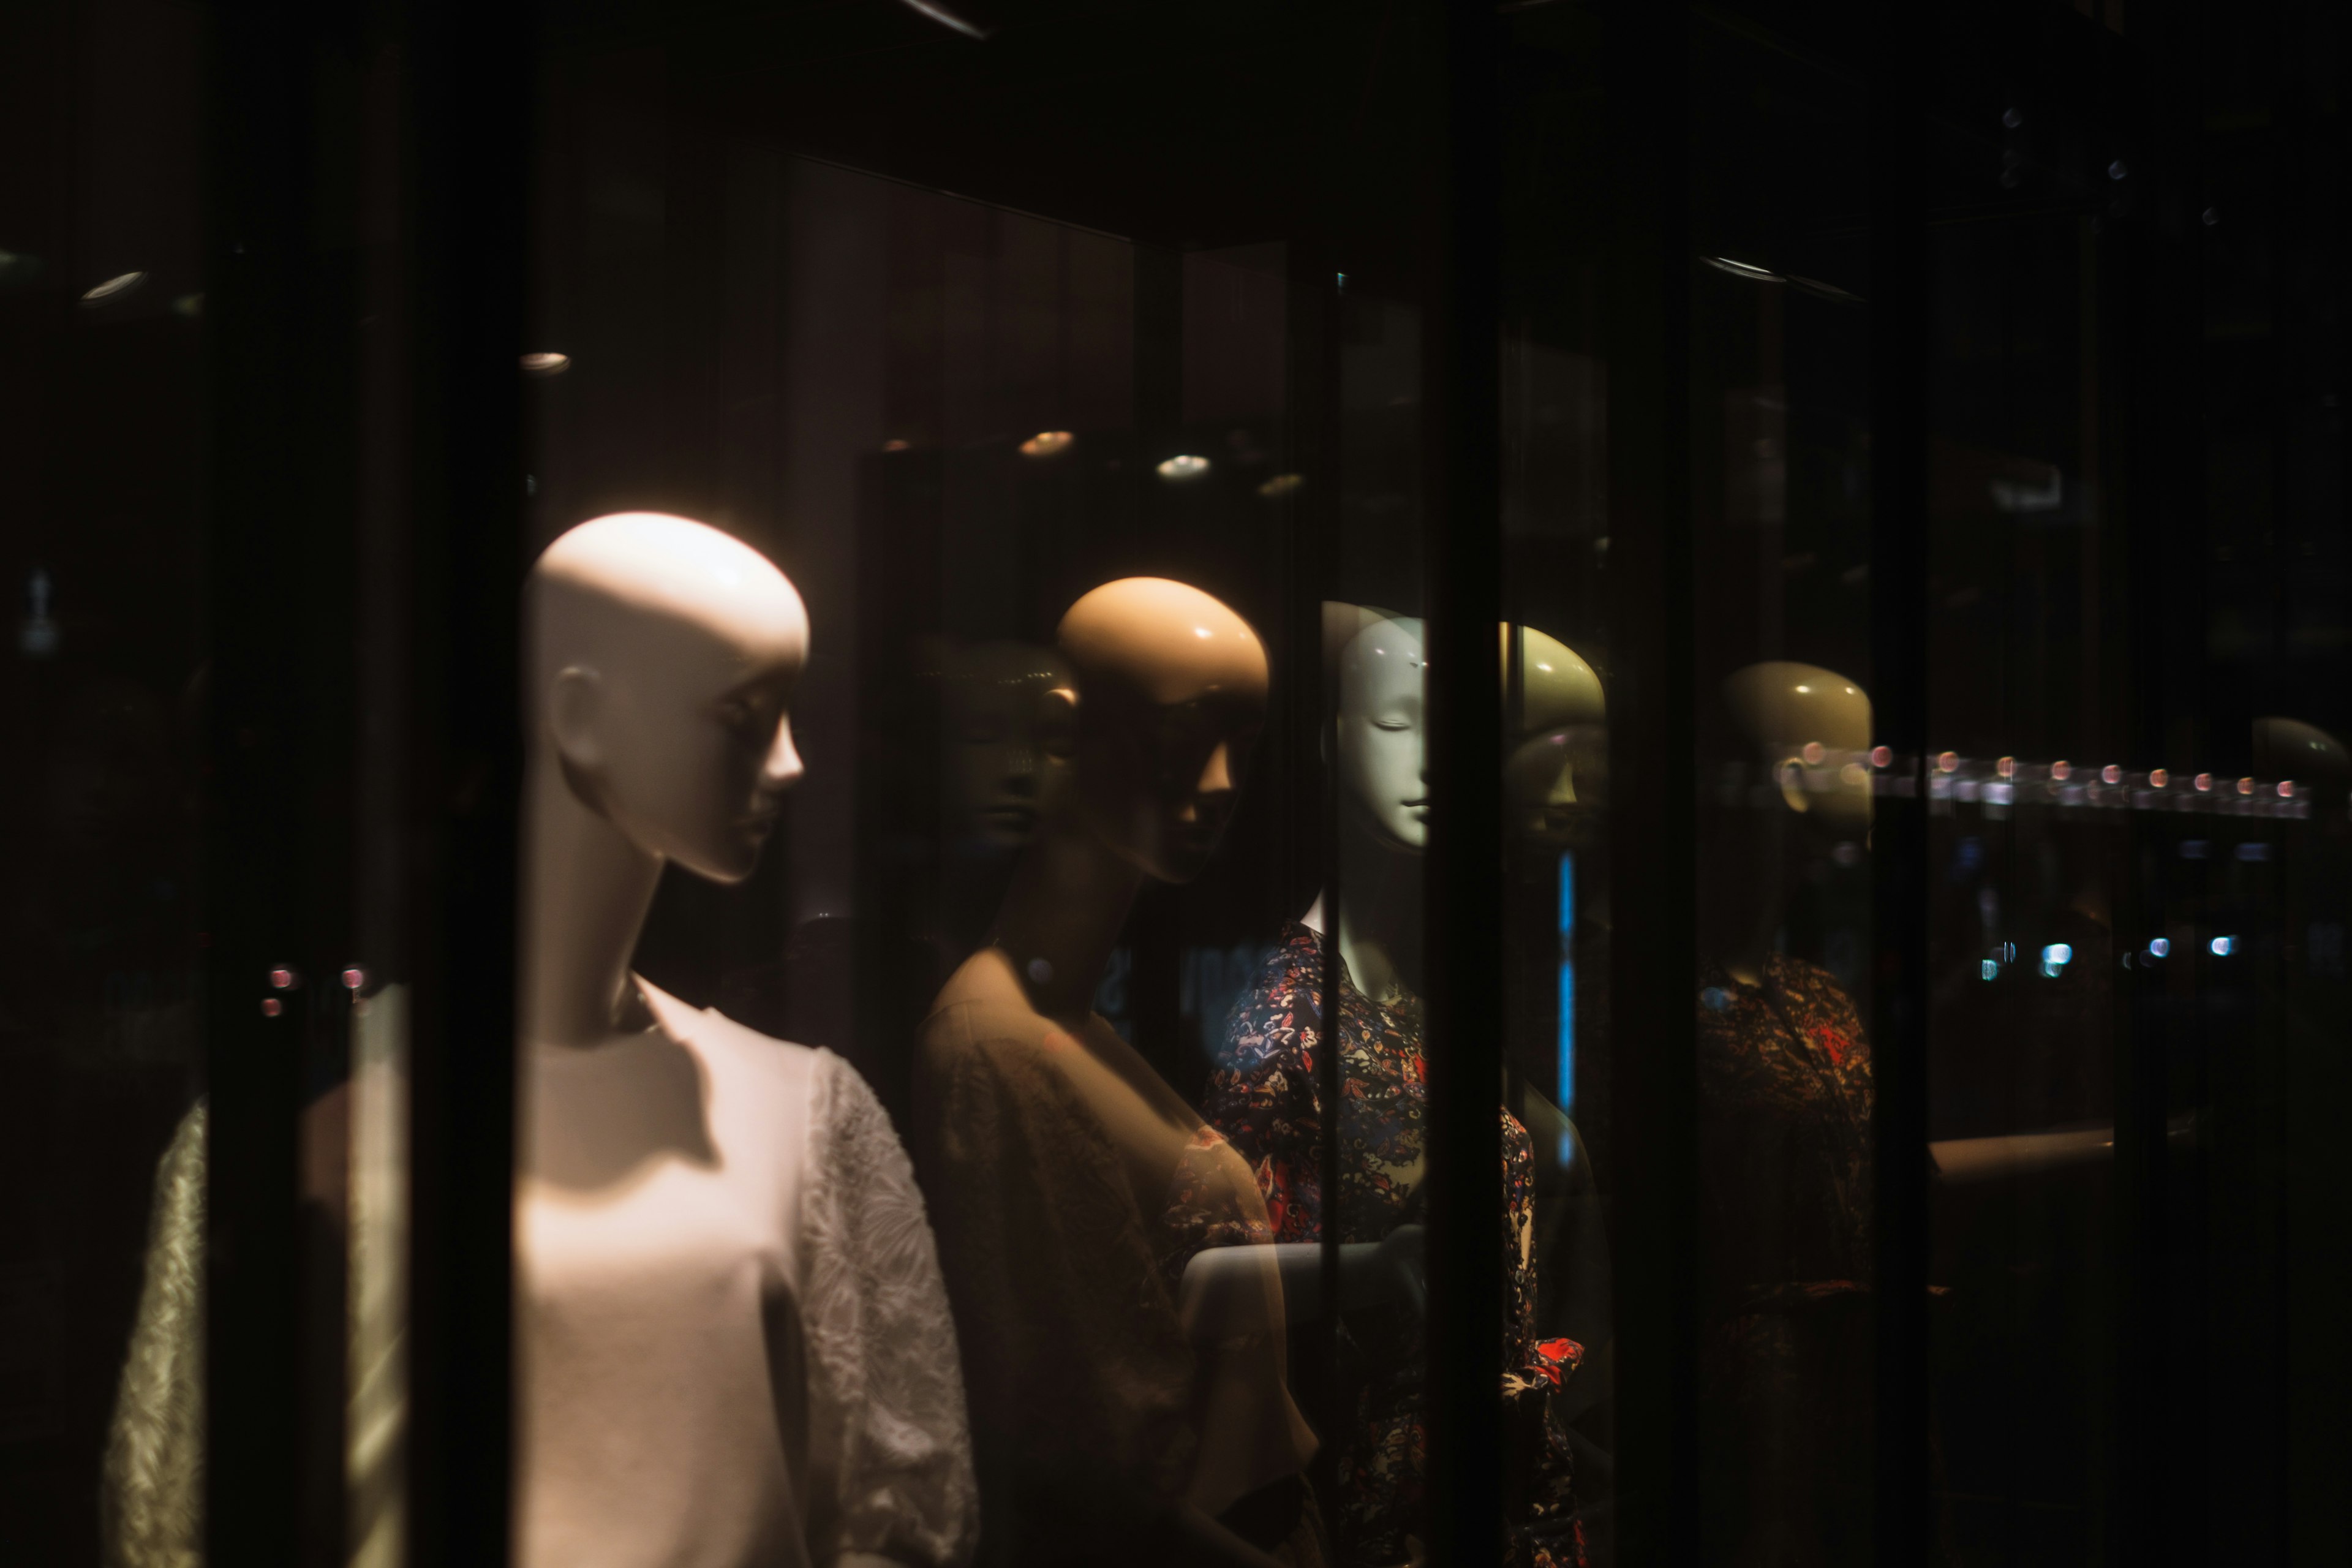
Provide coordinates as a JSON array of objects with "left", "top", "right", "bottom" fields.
[{"left": 514, "top": 514, "right": 974, "bottom": 1568}]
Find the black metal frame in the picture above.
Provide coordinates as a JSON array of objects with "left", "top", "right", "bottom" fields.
[
  {"left": 203, "top": 1, "right": 529, "bottom": 1564},
  {"left": 1422, "top": 1, "right": 1509, "bottom": 1561}
]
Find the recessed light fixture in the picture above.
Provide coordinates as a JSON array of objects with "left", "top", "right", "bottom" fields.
[
  {"left": 80, "top": 270, "right": 146, "bottom": 306},
  {"left": 520, "top": 352, "right": 571, "bottom": 377},
  {"left": 1257, "top": 473, "right": 1304, "bottom": 498},
  {"left": 1020, "top": 430, "right": 1074, "bottom": 457},
  {"left": 1156, "top": 454, "right": 1210, "bottom": 482}
]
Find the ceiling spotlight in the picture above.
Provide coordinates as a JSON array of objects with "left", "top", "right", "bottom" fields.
[
  {"left": 1257, "top": 473, "right": 1304, "bottom": 498},
  {"left": 80, "top": 271, "right": 147, "bottom": 306},
  {"left": 1020, "top": 430, "right": 1074, "bottom": 458},
  {"left": 1156, "top": 454, "right": 1210, "bottom": 482},
  {"left": 520, "top": 352, "right": 571, "bottom": 377}
]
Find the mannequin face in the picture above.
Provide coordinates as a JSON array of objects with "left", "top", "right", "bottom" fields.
[
  {"left": 1059, "top": 577, "right": 1270, "bottom": 884},
  {"left": 943, "top": 642, "right": 1078, "bottom": 850},
  {"left": 1076, "top": 686, "right": 1265, "bottom": 883},
  {"left": 1336, "top": 617, "right": 1428, "bottom": 849},
  {"left": 532, "top": 513, "right": 810, "bottom": 884}
]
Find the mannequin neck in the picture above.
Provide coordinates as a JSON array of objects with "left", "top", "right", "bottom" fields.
[
  {"left": 989, "top": 812, "right": 1146, "bottom": 1026},
  {"left": 1301, "top": 813, "right": 1423, "bottom": 1005},
  {"left": 1700, "top": 813, "right": 1784, "bottom": 989},
  {"left": 521, "top": 748, "right": 665, "bottom": 1046}
]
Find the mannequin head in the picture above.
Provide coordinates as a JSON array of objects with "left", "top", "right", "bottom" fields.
[
  {"left": 941, "top": 641, "right": 1078, "bottom": 850},
  {"left": 1504, "top": 627, "right": 1606, "bottom": 848},
  {"left": 527, "top": 513, "right": 809, "bottom": 883},
  {"left": 1057, "top": 577, "right": 1268, "bottom": 884},
  {"left": 1720, "top": 660, "right": 1872, "bottom": 838},
  {"left": 1324, "top": 612, "right": 1605, "bottom": 854},
  {"left": 1336, "top": 615, "right": 1429, "bottom": 848},
  {"left": 2253, "top": 716, "right": 2348, "bottom": 809}
]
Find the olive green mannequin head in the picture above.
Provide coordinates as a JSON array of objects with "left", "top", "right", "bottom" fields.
[{"left": 1706, "top": 660, "right": 1872, "bottom": 986}]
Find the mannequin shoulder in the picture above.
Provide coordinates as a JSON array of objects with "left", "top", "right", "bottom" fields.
[
  {"left": 913, "top": 953, "right": 1058, "bottom": 1072},
  {"left": 684, "top": 1003, "right": 830, "bottom": 1099}
]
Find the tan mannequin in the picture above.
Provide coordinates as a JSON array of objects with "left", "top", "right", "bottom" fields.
[
  {"left": 517, "top": 513, "right": 976, "bottom": 1568},
  {"left": 911, "top": 577, "right": 1317, "bottom": 1568}
]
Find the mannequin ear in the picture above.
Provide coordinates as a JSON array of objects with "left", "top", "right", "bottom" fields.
[
  {"left": 1776, "top": 756, "right": 1812, "bottom": 815},
  {"left": 548, "top": 666, "right": 607, "bottom": 777}
]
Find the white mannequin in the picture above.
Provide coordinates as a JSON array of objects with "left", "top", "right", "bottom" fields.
[
  {"left": 1197, "top": 617, "right": 1606, "bottom": 1321},
  {"left": 516, "top": 513, "right": 976, "bottom": 1568}
]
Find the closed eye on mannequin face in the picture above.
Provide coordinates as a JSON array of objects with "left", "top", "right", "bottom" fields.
[{"left": 1336, "top": 617, "right": 1428, "bottom": 850}]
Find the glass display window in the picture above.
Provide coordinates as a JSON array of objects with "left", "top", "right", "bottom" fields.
[{"left": 13, "top": 3, "right": 2349, "bottom": 1567}]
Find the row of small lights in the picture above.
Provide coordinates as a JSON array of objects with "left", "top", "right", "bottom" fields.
[
  {"left": 1753, "top": 747, "right": 2304, "bottom": 809},
  {"left": 1751, "top": 747, "right": 2305, "bottom": 804},
  {"left": 1984, "top": 930, "right": 2239, "bottom": 986},
  {"left": 1915, "top": 751, "right": 2304, "bottom": 812}
]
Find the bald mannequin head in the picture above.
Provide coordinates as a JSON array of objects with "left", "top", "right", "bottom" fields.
[
  {"left": 527, "top": 513, "right": 809, "bottom": 883},
  {"left": 1336, "top": 615, "right": 1428, "bottom": 848},
  {"left": 1055, "top": 577, "right": 1268, "bottom": 883},
  {"left": 1721, "top": 660, "right": 1872, "bottom": 834}
]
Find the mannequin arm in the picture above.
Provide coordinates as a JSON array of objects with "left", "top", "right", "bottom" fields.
[
  {"left": 1161, "top": 1499, "right": 1291, "bottom": 1568},
  {"left": 1931, "top": 1115, "right": 2194, "bottom": 1185},
  {"left": 1178, "top": 1225, "right": 1425, "bottom": 1334},
  {"left": 1930, "top": 1127, "right": 2111, "bottom": 1185}
]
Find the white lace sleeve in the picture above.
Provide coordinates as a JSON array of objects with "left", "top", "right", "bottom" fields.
[
  {"left": 800, "top": 1052, "right": 980, "bottom": 1568},
  {"left": 103, "top": 1100, "right": 206, "bottom": 1568}
]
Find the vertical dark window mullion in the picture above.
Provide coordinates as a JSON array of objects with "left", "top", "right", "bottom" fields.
[
  {"left": 1602, "top": 1, "right": 1698, "bottom": 1563},
  {"left": 1421, "top": 1, "right": 1504, "bottom": 1564},
  {"left": 1280, "top": 236, "right": 1347, "bottom": 1504},
  {"left": 402, "top": 0, "right": 530, "bottom": 1562},
  {"left": 1866, "top": 9, "right": 1932, "bottom": 1564},
  {"left": 205, "top": 3, "right": 333, "bottom": 1562}
]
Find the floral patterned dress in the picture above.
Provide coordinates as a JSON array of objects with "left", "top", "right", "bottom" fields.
[
  {"left": 1694, "top": 956, "right": 1875, "bottom": 1568},
  {"left": 1205, "top": 923, "right": 1585, "bottom": 1568}
]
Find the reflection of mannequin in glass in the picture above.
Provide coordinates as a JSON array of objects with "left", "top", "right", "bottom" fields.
[
  {"left": 929, "top": 639, "right": 1079, "bottom": 957},
  {"left": 941, "top": 641, "right": 1079, "bottom": 851},
  {"left": 1203, "top": 610, "right": 1592, "bottom": 1568},
  {"left": 910, "top": 578, "right": 1321, "bottom": 1568},
  {"left": 516, "top": 513, "right": 976, "bottom": 1568},
  {"left": 1695, "top": 660, "right": 1880, "bottom": 1568}
]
